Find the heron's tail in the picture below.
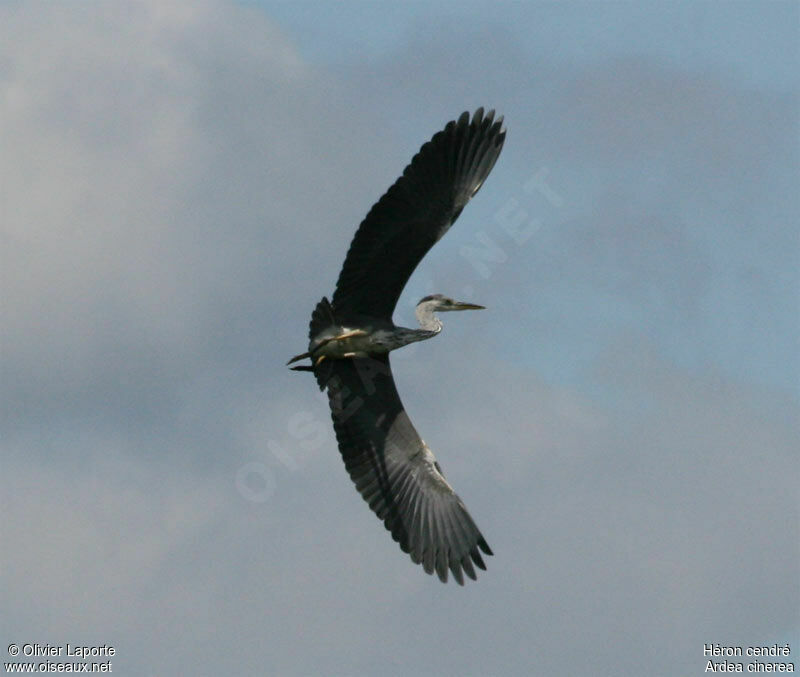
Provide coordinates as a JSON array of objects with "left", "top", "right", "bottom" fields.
[
  {"left": 309, "top": 296, "right": 336, "bottom": 339},
  {"left": 288, "top": 297, "right": 336, "bottom": 365},
  {"left": 309, "top": 297, "right": 337, "bottom": 389}
]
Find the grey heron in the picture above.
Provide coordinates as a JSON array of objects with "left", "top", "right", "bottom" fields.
[{"left": 288, "top": 109, "right": 506, "bottom": 584}]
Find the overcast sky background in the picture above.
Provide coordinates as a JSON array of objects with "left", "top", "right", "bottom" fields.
[{"left": 2, "top": 1, "right": 798, "bottom": 675}]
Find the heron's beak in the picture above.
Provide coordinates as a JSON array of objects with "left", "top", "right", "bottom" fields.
[{"left": 451, "top": 301, "right": 485, "bottom": 311}]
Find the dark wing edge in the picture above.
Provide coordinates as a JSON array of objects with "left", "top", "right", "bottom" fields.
[
  {"left": 325, "top": 355, "right": 492, "bottom": 584},
  {"left": 332, "top": 108, "right": 506, "bottom": 321}
]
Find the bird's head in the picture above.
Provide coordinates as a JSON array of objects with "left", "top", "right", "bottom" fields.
[{"left": 416, "top": 294, "right": 485, "bottom": 313}]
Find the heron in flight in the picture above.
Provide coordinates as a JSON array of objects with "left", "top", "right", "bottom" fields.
[{"left": 288, "top": 109, "right": 506, "bottom": 584}]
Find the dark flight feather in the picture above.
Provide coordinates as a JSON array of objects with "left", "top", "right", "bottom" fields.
[
  {"left": 324, "top": 354, "right": 492, "bottom": 585},
  {"left": 331, "top": 108, "right": 505, "bottom": 322}
]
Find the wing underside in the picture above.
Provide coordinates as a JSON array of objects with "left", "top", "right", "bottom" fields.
[
  {"left": 331, "top": 108, "right": 506, "bottom": 322},
  {"left": 322, "top": 354, "right": 492, "bottom": 584}
]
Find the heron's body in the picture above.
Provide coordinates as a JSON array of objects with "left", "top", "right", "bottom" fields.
[
  {"left": 289, "top": 294, "right": 482, "bottom": 365},
  {"left": 310, "top": 325, "right": 435, "bottom": 360},
  {"left": 288, "top": 109, "right": 506, "bottom": 584}
]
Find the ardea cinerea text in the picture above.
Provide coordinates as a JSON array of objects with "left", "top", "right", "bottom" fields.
[{"left": 288, "top": 109, "right": 506, "bottom": 584}]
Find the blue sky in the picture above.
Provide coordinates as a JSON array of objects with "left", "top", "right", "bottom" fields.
[
  {"left": 263, "top": 1, "right": 798, "bottom": 89},
  {"left": 2, "top": 1, "right": 798, "bottom": 675}
]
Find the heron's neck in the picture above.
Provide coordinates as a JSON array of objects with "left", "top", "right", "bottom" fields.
[{"left": 415, "top": 303, "right": 443, "bottom": 333}]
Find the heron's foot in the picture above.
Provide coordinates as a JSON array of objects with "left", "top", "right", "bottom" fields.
[
  {"left": 287, "top": 350, "right": 311, "bottom": 365},
  {"left": 331, "top": 329, "right": 368, "bottom": 341}
]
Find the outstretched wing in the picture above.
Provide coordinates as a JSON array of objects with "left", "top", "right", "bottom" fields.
[
  {"left": 332, "top": 108, "right": 506, "bottom": 322},
  {"left": 323, "top": 354, "right": 492, "bottom": 584}
]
